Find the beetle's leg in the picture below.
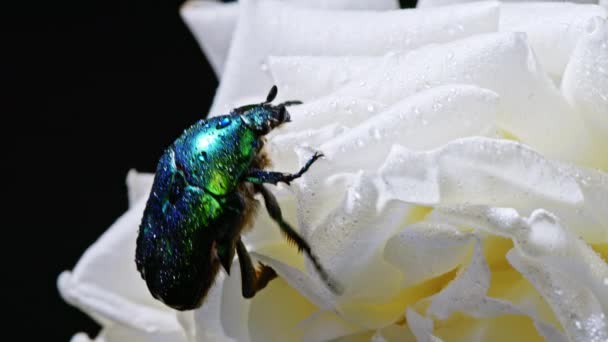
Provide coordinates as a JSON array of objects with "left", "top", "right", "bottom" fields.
[
  {"left": 253, "top": 184, "right": 343, "bottom": 294},
  {"left": 245, "top": 152, "right": 323, "bottom": 185},
  {"left": 278, "top": 100, "right": 302, "bottom": 107},
  {"left": 236, "top": 238, "right": 277, "bottom": 298}
]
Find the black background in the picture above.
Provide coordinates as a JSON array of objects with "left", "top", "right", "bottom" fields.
[{"left": 8, "top": 0, "right": 415, "bottom": 340}]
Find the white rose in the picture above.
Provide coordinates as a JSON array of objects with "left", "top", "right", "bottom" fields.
[{"left": 60, "top": 0, "right": 608, "bottom": 341}]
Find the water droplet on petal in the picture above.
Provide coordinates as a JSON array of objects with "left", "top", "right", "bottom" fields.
[{"left": 367, "top": 104, "right": 375, "bottom": 113}]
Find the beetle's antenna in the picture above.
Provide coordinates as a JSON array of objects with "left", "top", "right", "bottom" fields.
[
  {"left": 279, "top": 100, "right": 302, "bottom": 107},
  {"left": 265, "top": 85, "right": 278, "bottom": 104}
]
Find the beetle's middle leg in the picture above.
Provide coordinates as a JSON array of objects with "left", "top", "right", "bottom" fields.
[
  {"left": 236, "top": 238, "right": 277, "bottom": 298},
  {"left": 245, "top": 152, "right": 323, "bottom": 185},
  {"left": 252, "top": 184, "right": 342, "bottom": 294}
]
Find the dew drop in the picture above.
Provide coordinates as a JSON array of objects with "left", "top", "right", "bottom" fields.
[
  {"left": 371, "top": 127, "right": 383, "bottom": 140},
  {"left": 367, "top": 104, "right": 375, "bottom": 113},
  {"left": 447, "top": 51, "right": 455, "bottom": 60},
  {"left": 198, "top": 151, "right": 208, "bottom": 162},
  {"left": 259, "top": 62, "right": 269, "bottom": 72},
  {"left": 356, "top": 138, "right": 365, "bottom": 147},
  {"left": 217, "top": 117, "right": 232, "bottom": 129}
]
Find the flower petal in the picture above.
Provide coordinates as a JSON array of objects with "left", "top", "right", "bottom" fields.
[
  {"left": 192, "top": 273, "right": 234, "bottom": 342},
  {"left": 126, "top": 169, "right": 153, "bottom": 208},
  {"left": 251, "top": 251, "right": 336, "bottom": 310},
  {"left": 247, "top": 277, "right": 318, "bottom": 342},
  {"left": 58, "top": 198, "right": 182, "bottom": 333},
  {"left": 298, "top": 310, "right": 367, "bottom": 342},
  {"left": 289, "top": 0, "right": 399, "bottom": 10},
  {"left": 561, "top": 16, "right": 608, "bottom": 154},
  {"left": 384, "top": 223, "right": 474, "bottom": 287},
  {"left": 427, "top": 237, "right": 489, "bottom": 319},
  {"left": 180, "top": 0, "right": 239, "bottom": 77},
  {"left": 325, "top": 32, "right": 601, "bottom": 167},
  {"left": 508, "top": 248, "right": 608, "bottom": 342},
  {"left": 406, "top": 308, "right": 443, "bottom": 342},
  {"left": 378, "top": 137, "right": 582, "bottom": 208},
  {"left": 499, "top": 2, "right": 607, "bottom": 79},
  {"left": 378, "top": 138, "right": 608, "bottom": 243},
  {"left": 79, "top": 324, "right": 187, "bottom": 342},
  {"left": 319, "top": 85, "right": 499, "bottom": 173},
  {"left": 269, "top": 56, "right": 378, "bottom": 103},
  {"left": 428, "top": 206, "right": 608, "bottom": 340},
  {"left": 211, "top": 0, "right": 499, "bottom": 113}
]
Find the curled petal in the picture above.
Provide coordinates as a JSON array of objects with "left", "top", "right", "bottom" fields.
[
  {"left": 289, "top": 0, "right": 399, "bottom": 10},
  {"left": 326, "top": 32, "right": 600, "bottom": 167},
  {"left": 562, "top": 16, "right": 608, "bottom": 155},
  {"left": 247, "top": 278, "right": 317, "bottom": 342},
  {"left": 379, "top": 138, "right": 608, "bottom": 242},
  {"left": 58, "top": 199, "right": 182, "bottom": 333},
  {"left": 180, "top": 0, "right": 239, "bottom": 77},
  {"left": 384, "top": 223, "right": 474, "bottom": 287},
  {"left": 211, "top": 0, "right": 499, "bottom": 113},
  {"left": 299, "top": 310, "right": 367, "bottom": 342},
  {"left": 499, "top": 2, "right": 607, "bottom": 79},
  {"left": 406, "top": 308, "right": 443, "bottom": 342},
  {"left": 269, "top": 56, "right": 378, "bottom": 103},
  {"left": 320, "top": 85, "right": 499, "bottom": 174},
  {"left": 126, "top": 169, "right": 153, "bottom": 208},
  {"left": 508, "top": 249, "right": 608, "bottom": 342}
]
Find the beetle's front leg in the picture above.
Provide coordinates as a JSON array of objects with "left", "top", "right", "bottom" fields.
[
  {"left": 252, "top": 184, "right": 343, "bottom": 295},
  {"left": 245, "top": 152, "right": 323, "bottom": 185},
  {"left": 236, "top": 238, "right": 277, "bottom": 298}
]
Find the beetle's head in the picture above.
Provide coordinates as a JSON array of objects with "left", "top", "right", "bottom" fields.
[{"left": 236, "top": 85, "right": 302, "bottom": 135}]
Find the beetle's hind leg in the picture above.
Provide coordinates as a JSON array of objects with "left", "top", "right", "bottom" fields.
[
  {"left": 253, "top": 184, "right": 342, "bottom": 294},
  {"left": 237, "top": 238, "right": 277, "bottom": 298},
  {"left": 245, "top": 152, "right": 323, "bottom": 185}
]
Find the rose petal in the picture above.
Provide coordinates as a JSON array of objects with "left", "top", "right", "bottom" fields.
[
  {"left": 417, "top": 0, "right": 602, "bottom": 8},
  {"left": 289, "top": 0, "right": 399, "bottom": 10},
  {"left": 384, "top": 223, "right": 474, "bottom": 287},
  {"left": 427, "top": 237, "right": 489, "bottom": 319},
  {"left": 126, "top": 169, "right": 153, "bottom": 208},
  {"left": 499, "top": 2, "right": 607, "bottom": 79},
  {"left": 192, "top": 273, "right": 234, "bottom": 342},
  {"left": 378, "top": 137, "right": 582, "bottom": 209},
  {"left": 269, "top": 56, "right": 378, "bottom": 103},
  {"left": 247, "top": 278, "right": 317, "bottom": 342},
  {"left": 508, "top": 249, "right": 608, "bottom": 342},
  {"left": 325, "top": 32, "right": 601, "bottom": 167},
  {"left": 220, "top": 262, "right": 251, "bottom": 342},
  {"left": 88, "top": 324, "right": 187, "bottom": 342},
  {"left": 428, "top": 206, "right": 608, "bottom": 340},
  {"left": 58, "top": 198, "right": 181, "bottom": 333},
  {"left": 211, "top": 0, "right": 499, "bottom": 113},
  {"left": 371, "top": 324, "right": 417, "bottom": 342},
  {"left": 307, "top": 172, "right": 406, "bottom": 299},
  {"left": 561, "top": 16, "right": 608, "bottom": 157},
  {"left": 406, "top": 308, "right": 443, "bottom": 342},
  {"left": 319, "top": 85, "right": 499, "bottom": 173},
  {"left": 251, "top": 251, "right": 336, "bottom": 310},
  {"left": 298, "top": 310, "right": 367, "bottom": 342},
  {"left": 180, "top": 0, "right": 239, "bottom": 77}
]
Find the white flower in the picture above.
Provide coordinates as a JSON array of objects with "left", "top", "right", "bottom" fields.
[{"left": 60, "top": 0, "right": 608, "bottom": 341}]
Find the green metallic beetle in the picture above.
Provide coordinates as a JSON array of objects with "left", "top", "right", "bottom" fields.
[{"left": 135, "top": 86, "right": 339, "bottom": 310}]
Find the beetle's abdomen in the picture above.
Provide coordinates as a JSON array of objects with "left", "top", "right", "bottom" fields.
[
  {"left": 136, "top": 147, "right": 238, "bottom": 310},
  {"left": 173, "top": 115, "right": 260, "bottom": 196}
]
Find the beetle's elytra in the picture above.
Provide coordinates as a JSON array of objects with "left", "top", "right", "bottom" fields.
[{"left": 135, "top": 86, "right": 340, "bottom": 310}]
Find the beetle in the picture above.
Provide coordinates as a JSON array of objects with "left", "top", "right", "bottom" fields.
[{"left": 135, "top": 85, "right": 339, "bottom": 310}]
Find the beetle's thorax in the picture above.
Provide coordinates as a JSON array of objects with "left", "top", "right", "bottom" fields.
[{"left": 238, "top": 104, "right": 290, "bottom": 135}]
